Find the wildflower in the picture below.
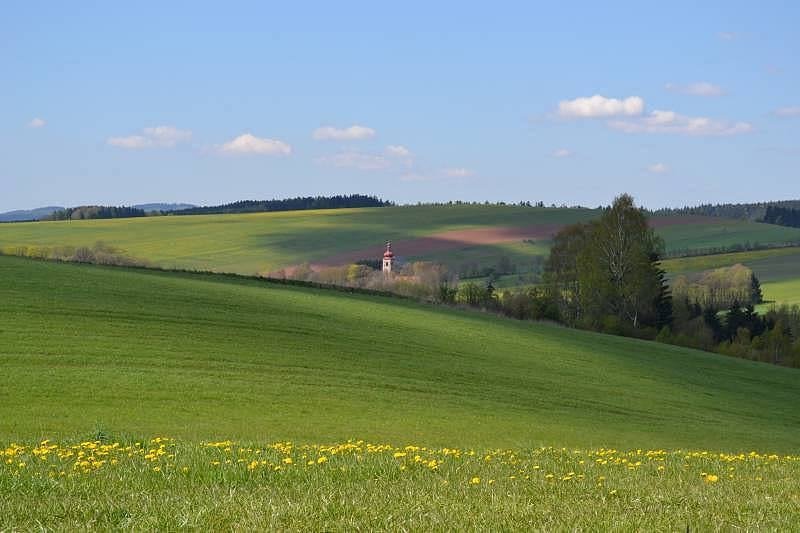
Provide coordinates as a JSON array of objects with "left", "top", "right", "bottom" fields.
[
  {"left": 282, "top": 457, "right": 293, "bottom": 464},
  {"left": 470, "top": 477, "right": 480, "bottom": 485},
  {"left": 704, "top": 474, "right": 719, "bottom": 483}
]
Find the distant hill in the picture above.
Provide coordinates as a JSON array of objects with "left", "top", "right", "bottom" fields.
[
  {"left": 0, "top": 206, "right": 64, "bottom": 222},
  {"left": 134, "top": 203, "right": 196, "bottom": 212}
]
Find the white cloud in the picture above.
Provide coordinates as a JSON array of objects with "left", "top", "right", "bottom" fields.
[
  {"left": 219, "top": 133, "right": 292, "bottom": 155},
  {"left": 552, "top": 148, "right": 572, "bottom": 158},
  {"left": 318, "top": 151, "right": 389, "bottom": 170},
  {"left": 647, "top": 162, "right": 669, "bottom": 174},
  {"left": 142, "top": 126, "right": 192, "bottom": 147},
  {"left": 609, "top": 110, "right": 752, "bottom": 136},
  {"left": 108, "top": 135, "right": 153, "bottom": 149},
  {"left": 108, "top": 125, "right": 192, "bottom": 149},
  {"left": 717, "top": 31, "right": 739, "bottom": 41},
  {"left": 442, "top": 167, "right": 473, "bottom": 177},
  {"left": 312, "top": 124, "right": 376, "bottom": 141},
  {"left": 385, "top": 144, "right": 411, "bottom": 157},
  {"left": 557, "top": 95, "right": 644, "bottom": 118},
  {"left": 775, "top": 106, "right": 800, "bottom": 117},
  {"left": 28, "top": 118, "right": 46, "bottom": 128},
  {"left": 665, "top": 82, "right": 724, "bottom": 97}
]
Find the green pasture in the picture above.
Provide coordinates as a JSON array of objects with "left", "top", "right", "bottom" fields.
[
  {"left": 1, "top": 255, "right": 798, "bottom": 452},
  {"left": 757, "top": 279, "right": 800, "bottom": 313},
  {"left": 3, "top": 438, "right": 798, "bottom": 530},
  {"left": 657, "top": 220, "right": 800, "bottom": 254},
  {"left": 0, "top": 206, "right": 594, "bottom": 275},
  {"left": 2, "top": 205, "right": 799, "bottom": 275},
  {"left": 663, "top": 247, "right": 800, "bottom": 309},
  {"left": 662, "top": 246, "right": 800, "bottom": 282}
]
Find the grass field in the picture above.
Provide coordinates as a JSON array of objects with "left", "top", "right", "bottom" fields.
[
  {"left": 757, "top": 279, "right": 800, "bottom": 313},
  {"left": 663, "top": 247, "right": 800, "bottom": 309},
  {"left": 2, "top": 205, "right": 799, "bottom": 276},
  {"left": 2, "top": 255, "right": 798, "bottom": 450},
  {"left": 4, "top": 438, "right": 798, "bottom": 530},
  {"left": 3, "top": 256, "right": 800, "bottom": 528}
]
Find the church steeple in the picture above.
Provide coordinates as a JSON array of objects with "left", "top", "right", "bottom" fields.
[{"left": 382, "top": 241, "right": 395, "bottom": 274}]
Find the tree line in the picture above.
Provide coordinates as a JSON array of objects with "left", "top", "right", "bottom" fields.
[
  {"left": 651, "top": 199, "right": 800, "bottom": 222},
  {"left": 762, "top": 206, "right": 800, "bottom": 228},
  {"left": 47, "top": 205, "right": 146, "bottom": 220},
  {"left": 446, "top": 195, "right": 799, "bottom": 368},
  {"left": 174, "top": 195, "right": 393, "bottom": 215}
]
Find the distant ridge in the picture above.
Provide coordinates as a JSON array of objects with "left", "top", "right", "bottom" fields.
[
  {"left": 134, "top": 203, "right": 196, "bottom": 212},
  {"left": 651, "top": 200, "right": 800, "bottom": 222},
  {"left": 174, "top": 194, "right": 393, "bottom": 215},
  {"left": 0, "top": 206, "right": 63, "bottom": 222}
]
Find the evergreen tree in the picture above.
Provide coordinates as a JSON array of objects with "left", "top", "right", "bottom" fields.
[{"left": 750, "top": 273, "right": 763, "bottom": 304}]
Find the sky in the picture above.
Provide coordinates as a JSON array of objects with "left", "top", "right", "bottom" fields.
[{"left": 1, "top": 1, "right": 798, "bottom": 212}]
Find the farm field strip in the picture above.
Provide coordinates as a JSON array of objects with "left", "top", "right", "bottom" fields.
[
  {"left": 3, "top": 206, "right": 800, "bottom": 275},
  {"left": 662, "top": 246, "right": 800, "bottom": 282}
]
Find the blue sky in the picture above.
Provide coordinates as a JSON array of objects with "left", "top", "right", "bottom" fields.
[{"left": 2, "top": 1, "right": 798, "bottom": 212}]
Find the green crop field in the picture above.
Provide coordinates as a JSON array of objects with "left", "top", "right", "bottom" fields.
[
  {"left": 3, "top": 256, "right": 800, "bottom": 529},
  {"left": 2, "top": 206, "right": 799, "bottom": 276},
  {"left": 2, "top": 255, "right": 799, "bottom": 448},
  {"left": 663, "top": 247, "right": 800, "bottom": 309},
  {"left": 757, "top": 279, "right": 800, "bottom": 312}
]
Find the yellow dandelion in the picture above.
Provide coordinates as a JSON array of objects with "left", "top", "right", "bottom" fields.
[{"left": 470, "top": 476, "right": 481, "bottom": 485}]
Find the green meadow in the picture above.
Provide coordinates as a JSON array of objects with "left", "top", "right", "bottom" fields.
[
  {"left": 3, "top": 256, "right": 800, "bottom": 529},
  {"left": 663, "top": 246, "right": 800, "bottom": 308},
  {"left": 2, "top": 255, "right": 798, "bottom": 450},
  {"left": 2, "top": 206, "right": 800, "bottom": 275}
]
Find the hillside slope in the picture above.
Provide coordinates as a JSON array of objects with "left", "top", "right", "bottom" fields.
[
  {"left": 2, "top": 205, "right": 800, "bottom": 275},
  {"left": 1, "top": 256, "right": 798, "bottom": 450}
]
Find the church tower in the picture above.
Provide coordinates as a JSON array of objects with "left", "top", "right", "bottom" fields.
[{"left": 382, "top": 241, "right": 395, "bottom": 274}]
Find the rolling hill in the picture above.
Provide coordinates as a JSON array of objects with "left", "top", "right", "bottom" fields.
[
  {"left": 662, "top": 246, "right": 800, "bottom": 308},
  {"left": 2, "top": 205, "right": 800, "bottom": 276},
  {"left": 1, "top": 255, "right": 798, "bottom": 451}
]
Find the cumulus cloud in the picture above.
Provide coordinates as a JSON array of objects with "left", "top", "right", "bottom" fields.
[
  {"left": 108, "top": 125, "right": 192, "bottom": 149},
  {"left": 219, "top": 133, "right": 292, "bottom": 155},
  {"left": 142, "top": 126, "right": 192, "bottom": 147},
  {"left": 647, "top": 163, "right": 669, "bottom": 174},
  {"left": 775, "top": 106, "right": 800, "bottom": 117},
  {"left": 385, "top": 144, "right": 411, "bottom": 157},
  {"left": 318, "top": 151, "right": 389, "bottom": 170},
  {"left": 552, "top": 148, "right": 572, "bottom": 158},
  {"left": 557, "top": 95, "right": 644, "bottom": 118},
  {"left": 609, "top": 110, "right": 752, "bottom": 136},
  {"left": 312, "top": 125, "right": 376, "bottom": 141},
  {"left": 28, "top": 118, "right": 46, "bottom": 128},
  {"left": 442, "top": 167, "right": 473, "bottom": 177},
  {"left": 717, "top": 31, "right": 739, "bottom": 41},
  {"left": 665, "top": 82, "right": 724, "bottom": 97}
]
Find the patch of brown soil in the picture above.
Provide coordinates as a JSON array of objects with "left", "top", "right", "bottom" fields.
[
  {"left": 301, "top": 215, "right": 719, "bottom": 269},
  {"left": 313, "top": 224, "right": 564, "bottom": 267}
]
